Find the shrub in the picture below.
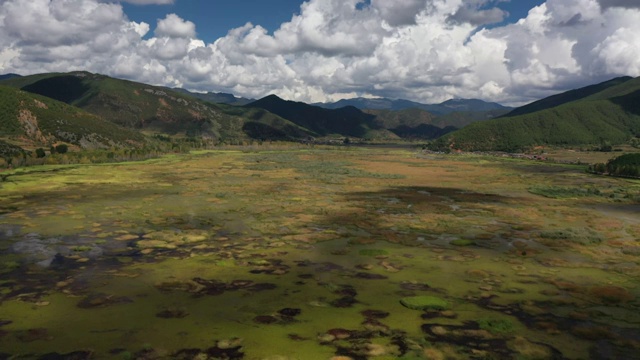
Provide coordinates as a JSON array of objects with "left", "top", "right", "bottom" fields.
[
  {"left": 55, "top": 144, "right": 68, "bottom": 154},
  {"left": 478, "top": 318, "right": 514, "bottom": 334}
]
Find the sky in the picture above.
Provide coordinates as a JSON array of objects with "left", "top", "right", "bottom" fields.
[{"left": 1, "top": 0, "right": 639, "bottom": 106}]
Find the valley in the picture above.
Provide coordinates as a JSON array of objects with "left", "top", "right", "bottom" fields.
[
  {"left": 0, "top": 147, "right": 638, "bottom": 359},
  {"left": 2, "top": 1, "right": 640, "bottom": 359}
]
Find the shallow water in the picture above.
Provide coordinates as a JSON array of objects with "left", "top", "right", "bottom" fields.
[{"left": 0, "top": 149, "right": 639, "bottom": 359}]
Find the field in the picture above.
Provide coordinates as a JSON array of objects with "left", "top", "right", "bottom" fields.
[{"left": 0, "top": 147, "right": 639, "bottom": 359}]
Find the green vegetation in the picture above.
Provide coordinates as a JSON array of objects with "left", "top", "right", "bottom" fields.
[
  {"left": 2, "top": 72, "right": 312, "bottom": 142},
  {"left": 0, "top": 148, "right": 638, "bottom": 359},
  {"left": 359, "top": 249, "right": 389, "bottom": 256},
  {"left": 246, "top": 151, "right": 405, "bottom": 183},
  {"left": 590, "top": 153, "right": 640, "bottom": 178},
  {"left": 528, "top": 184, "right": 640, "bottom": 202},
  {"left": 450, "top": 239, "right": 475, "bottom": 247},
  {"left": 54, "top": 144, "right": 68, "bottom": 154},
  {"left": 432, "top": 77, "right": 640, "bottom": 151},
  {"left": 538, "top": 228, "right": 603, "bottom": 245},
  {"left": 0, "top": 85, "right": 145, "bottom": 148},
  {"left": 502, "top": 76, "right": 633, "bottom": 118},
  {"left": 478, "top": 318, "right": 515, "bottom": 334},
  {"left": 528, "top": 185, "right": 603, "bottom": 199}
]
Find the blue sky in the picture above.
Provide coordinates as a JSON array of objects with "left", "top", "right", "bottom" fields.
[
  {"left": 1, "top": 0, "right": 638, "bottom": 105},
  {"left": 122, "top": 0, "right": 547, "bottom": 43},
  {"left": 122, "top": 0, "right": 308, "bottom": 42}
]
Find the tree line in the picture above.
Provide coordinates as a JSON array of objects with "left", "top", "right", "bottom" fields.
[{"left": 589, "top": 153, "right": 640, "bottom": 178}]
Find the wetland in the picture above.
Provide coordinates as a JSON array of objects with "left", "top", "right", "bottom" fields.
[{"left": 0, "top": 146, "right": 639, "bottom": 359}]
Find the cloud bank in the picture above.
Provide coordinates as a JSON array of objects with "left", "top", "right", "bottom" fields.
[{"left": 1, "top": 0, "right": 639, "bottom": 105}]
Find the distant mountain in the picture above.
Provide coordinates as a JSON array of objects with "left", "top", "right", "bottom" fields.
[
  {"left": 0, "top": 74, "right": 21, "bottom": 81},
  {"left": 248, "top": 95, "right": 461, "bottom": 140},
  {"left": 432, "top": 76, "right": 640, "bottom": 152},
  {"left": 438, "top": 98, "right": 511, "bottom": 113},
  {"left": 0, "top": 85, "right": 145, "bottom": 151},
  {"left": 171, "top": 88, "right": 254, "bottom": 106},
  {"left": 1, "top": 71, "right": 504, "bottom": 143},
  {"left": 248, "top": 95, "right": 382, "bottom": 138},
  {"left": 1, "top": 72, "right": 311, "bottom": 141},
  {"left": 362, "top": 108, "right": 453, "bottom": 139},
  {"left": 365, "top": 107, "right": 510, "bottom": 130},
  {"left": 315, "top": 97, "right": 511, "bottom": 115},
  {"left": 315, "top": 98, "right": 426, "bottom": 111}
]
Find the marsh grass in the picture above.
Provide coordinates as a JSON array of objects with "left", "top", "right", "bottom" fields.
[
  {"left": 0, "top": 147, "right": 638, "bottom": 359},
  {"left": 529, "top": 184, "right": 640, "bottom": 201}
]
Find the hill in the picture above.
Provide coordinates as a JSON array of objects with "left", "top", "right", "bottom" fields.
[
  {"left": 248, "top": 95, "right": 469, "bottom": 140},
  {"left": 363, "top": 108, "right": 455, "bottom": 139},
  {"left": 0, "top": 85, "right": 145, "bottom": 151},
  {"left": 1, "top": 72, "right": 311, "bottom": 142},
  {"left": 365, "top": 107, "right": 510, "bottom": 130},
  {"left": 0, "top": 74, "right": 21, "bottom": 81},
  {"left": 171, "top": 88, "right": 254, "bottom": 106},
  {"left": 247, "top": 95, "right": 384, "bottom": 138},
  {"left": 315, "top": 97, "right": 510, "bottom": 115},
  {"left": 432, "top": 77, "right": 640, "bottom": 152},
  {"left": 502, "top": 76, "right": 634, "bottom": 118}
]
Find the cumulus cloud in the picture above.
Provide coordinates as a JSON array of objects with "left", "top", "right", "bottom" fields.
[
  {"left": 598, "top": 0, "right": 640, "bottom": 10},
  {"left": 0, "top": 0, "right": 639, "bottom": 106},
  {"left": 370, "top": 0, "right": 427, "bottom": 26},
  {"left": 155, "top": 13, "right": 196, "bottom": 38},
  {"left": 447, "top": 0, "right": 509, "bottom": 26}
]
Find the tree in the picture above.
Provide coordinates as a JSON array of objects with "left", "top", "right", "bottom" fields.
[
  {"left": 35, "top": 148, "right": 46, "bottom": 158},
  {"left": 55, "top": 144, "right": 68, "bottom": 154}
]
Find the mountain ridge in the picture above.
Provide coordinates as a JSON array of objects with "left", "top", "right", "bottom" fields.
[
  {"left": 1, "top": 71, "right": 312, "bottom": 142},
  {"left": 433, "top": 76, "right": 640, "bottom": 151},
  {"left": 314, "top": 96, "right": 511, "bottom": 115},
  {"left": 0, "top": 85, "right": 145, "bottom": 151},
  {"left": 171, "top": 88, "right": 254, "bottom": 106}
]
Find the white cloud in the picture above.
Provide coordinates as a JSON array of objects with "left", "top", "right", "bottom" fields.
[
  {"left": 155, "top": 13, "right": 196, "bottom": 38},
  {"left": 0, "top": 0, "right": 639, "bottom": 106}
]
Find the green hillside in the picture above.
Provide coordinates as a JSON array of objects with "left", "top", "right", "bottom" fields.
[
  {"left": 433, "top": 108, "right": 511, "bottom": 128},
  {"left": 432, "top": 77, "right": 640, "bottom": 152},
  {"left": 502, "top": 76, "right": 633, "bottom": 118},
  {"left": 2, "top": 72, "right": 311, "bottom": 142},
  {"left": 0, "top": 85, "right": 145, "bottom": 150},
  {"left": 364, "top": 108, "right": 437, "bottom": 129}
]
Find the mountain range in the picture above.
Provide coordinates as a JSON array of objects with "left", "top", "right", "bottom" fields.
[
  {"left": 0, "top": 72, "right": 312, "bottom": 144},
  {"left": 0, "top": 71, "right": 480, "bottom": 153},
  {"left": 1, "top": 71, "right": 639, "bottom": 156},
  {"left": 314, "top": 97, "right": 511, "bottom": 115},
  {"left": 171, "top": 88, "right": 254, "bottom": 106}
]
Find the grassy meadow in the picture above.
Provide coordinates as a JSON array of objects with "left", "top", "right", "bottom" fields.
[{"left": 0, "top": 146, "right": 639, "bottom": 359}]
